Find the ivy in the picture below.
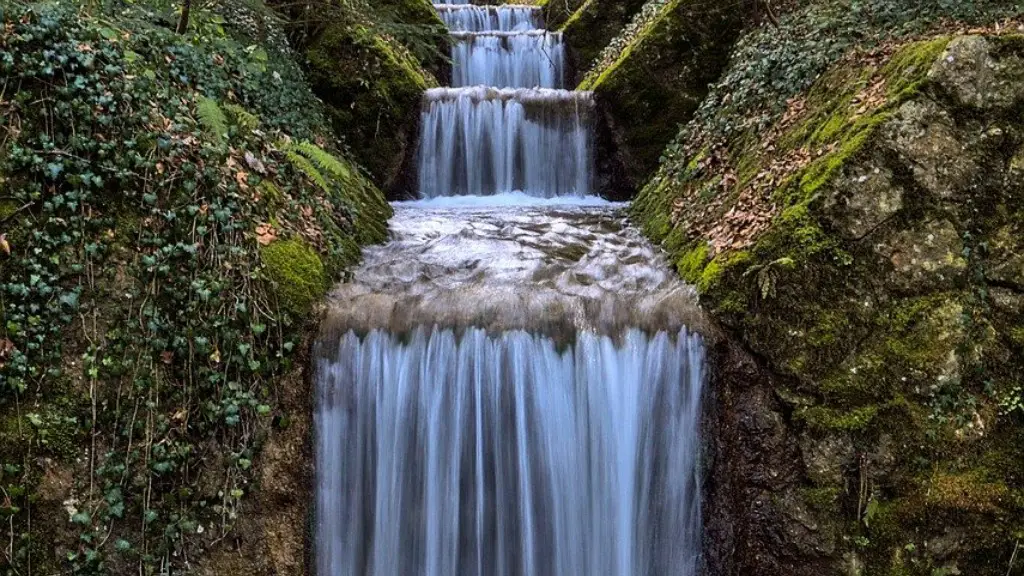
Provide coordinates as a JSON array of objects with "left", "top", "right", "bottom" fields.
[{"left": 0, "top": 3, "right": 381, "bottom": 573}]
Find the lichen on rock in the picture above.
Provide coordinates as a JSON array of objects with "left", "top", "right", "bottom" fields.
[{"left": 636, "top": 32, "right": 1024, "bottom": 575}]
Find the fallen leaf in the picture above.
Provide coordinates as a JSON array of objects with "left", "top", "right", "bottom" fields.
[
  {"left": 0, "top": 234, "right": 9, "bottom": 255},
  {"left": 161, "top": 351, "right": 174, "bottom": 365},
  {"left": 244, "top": 151, "right": 266, "bottom": 174},
  {"left": 255, "top": 223, "right": 276, "bottom": 246},
  {"left": 235, "top": 170, "right": 249, "bottom": 188}
]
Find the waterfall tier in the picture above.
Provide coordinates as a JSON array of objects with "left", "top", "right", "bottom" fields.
[
  {"left": 436, "top": 5, "right": 540, "bottom": 32},
  {"left": 418, "top": 88, "right": 593, "bottom": 198},
  {"left": 316, "top": 327, "right": 704, "bottom": 576},
  {"left": 321, "top": 204, "right": 703, "bottom": 338},
  {"left": 451, "top": 31, "right": 565, "bottom": 89}
]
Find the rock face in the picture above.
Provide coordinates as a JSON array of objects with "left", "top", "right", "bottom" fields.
[
  {"left": 637, "top": 35, "right": 1024, "bottom": 575},
  {"left": 303, "top": 0, "right": 444, "bottom": 195},
  {"left": 559, "top": 0, "right": 647, "bottom": 84},
  {"left": 577, "top": 0, "right": 743, "bottom": 193}
]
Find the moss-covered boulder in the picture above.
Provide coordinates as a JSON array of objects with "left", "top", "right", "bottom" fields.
[
  {"left": 577, "top": 0, "right": 742, "bottom": 191},
  {"left": 636, "top": 35, "right": 1024, "bottom": 575},
  {"left": 260, "top": 238, "right": 327, "bottom": 316},
  {"left": 537, "top": 0, "right": 588, "bottom": 30},
  {"left": 305, "top": 18, "right": 437, "bottom": 194},
  {"left": 559, "top": 0, "right": 647, "bottom": 82}
]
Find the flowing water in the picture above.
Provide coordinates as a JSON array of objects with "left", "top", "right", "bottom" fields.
[{"left": 315, "top": 3, "right": 706, "bottom": 575}]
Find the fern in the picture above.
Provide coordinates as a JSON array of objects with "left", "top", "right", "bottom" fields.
[
  {"left": 224, "top": 103, "right": 260, "bottom": 132},
  {"left": 196, "top": 97, "right": 228, "bottom": 143},
  {"left": 293, "top": 141, "right": 351, "bottom": 182},
  {"left": 285, "top": 150, "right": 330, "bottom": 193}
]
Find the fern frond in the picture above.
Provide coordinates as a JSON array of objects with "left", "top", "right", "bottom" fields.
[
  {"left": 293, "top": 141, "right": 351, "bottom": 182},
  {"left": 224, "top": 103, "right": 260, "bottom": 132},
  {"left": 285, "top": 150, "right": 330, "bottom": 193},
  {"left": 196, "top": 97, "right": 229, "bottom": 143}
]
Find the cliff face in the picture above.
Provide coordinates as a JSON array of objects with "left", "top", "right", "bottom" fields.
[
  {"left": 573, "top": 0, "right": 742, "bottom": 193},
  {"left": 638, "top": 31, "right": 1024, "bottom": 576}
]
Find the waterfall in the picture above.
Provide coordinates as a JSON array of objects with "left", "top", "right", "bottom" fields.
[
  {"left": 436, "top": 5, "right": 540, "bottom": 32},
  {"left": 451, "top": 31, "right": 565, "bottom": 88},
  {"left": 316, "top": 328, "right": 704, "bottom": 576},
  {"left": 314, "top": 1, "right": 706, "bottom": 574},
  {"left": 418, "top": 87, "right": 593, "bottom": 198}
]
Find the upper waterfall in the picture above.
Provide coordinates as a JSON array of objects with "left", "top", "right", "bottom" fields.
[{"left": 436, "top": 5, "right": 540, "bottom": 32}]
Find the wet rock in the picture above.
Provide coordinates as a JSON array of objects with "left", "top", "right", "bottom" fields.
[
  {"left": 799, "top": 432, "right": 854, "bottom": 486},
  {"left": 929, "top": 36, "right": 1024, "bottom": 112},
  {"left": 986, "top": 222, "right": 1024, "bottom": 289}
]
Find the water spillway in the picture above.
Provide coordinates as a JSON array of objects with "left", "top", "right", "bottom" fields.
[
  {"left": 315, "top": 2, "right": 706, "bottom": 575},
  {"left": 418, "top": 88, "right": 593, "bottom": 199}
]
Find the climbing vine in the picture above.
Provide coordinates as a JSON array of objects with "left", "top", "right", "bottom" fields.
[{"left": 0, "top": 3, "right": 387, "bottom": 573}]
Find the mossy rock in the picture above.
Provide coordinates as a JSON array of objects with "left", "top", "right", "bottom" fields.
[
  {"left": 560, "top": 0, "right": 647, "bottom": 82},
  {"left": 305, "top": 22, "right": 436, "bottom": 190},
  {"left": 579, "top": 0, "right": 743, "bottom": 189},
  {"left": 538, "top": 0, "right": 589, "bottom": 30},
  {"left": 260, "top": 238, "right": 328, "bottom": 317},
  {"left": 635, "top": 34, "right": 1024, "bottom": 575},
  {"left": 370, "top": 0, "right": 450, "bottom": 77}
]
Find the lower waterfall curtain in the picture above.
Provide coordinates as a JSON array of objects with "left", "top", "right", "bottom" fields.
[{"left": 315, "top": 327, "right": 704, "bottom": 576}]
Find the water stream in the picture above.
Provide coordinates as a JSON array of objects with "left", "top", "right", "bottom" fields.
[{"left": 315, "top": 4, "right": 706, "bottom": 575}]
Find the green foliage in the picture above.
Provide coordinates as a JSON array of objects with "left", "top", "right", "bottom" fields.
[
  {"left": 660, "top": 0, "right": 1023, "bottom": 171},
  {"left": 196, "top": 97, "right": 229, "bottom": 143},
  {"left": 0, "top": 4, "right": 387, "bottom": 573}
]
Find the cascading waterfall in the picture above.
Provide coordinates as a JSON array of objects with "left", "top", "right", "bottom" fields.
[
  {"left": 451, "top": 31, "right": 565, "bottom": 88},
  {"left": 315, "top": 2, "right": 706, "bottom": 575},
  {"left": 418, "top": 87, "right": 592, "bottom": 198},
  {"left": 436, "top": 5, "right": 540, "bottom": 33},
  {"left": 417, "top": 0, "right": 588, "bottom": 198},
  {"left": 317, "top": 327, "right": 703, "bottom": 576}
]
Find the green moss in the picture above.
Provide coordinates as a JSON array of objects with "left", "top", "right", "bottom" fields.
[
  {"left": 260, "top": 238, "right": 327, "bottom": 317},
  {"left": 676, "top": 242, "right": 710, "bottom": 284},
  {"left": 802, "top": 486, "right": 842, "bottom": 513},
  {"left": 699, "top": 250, "right": 750, "bottom": 293},
  {"left": 0, "top": 199, "right": 16, "bottom": 220},
  {"left": 925, "top": 470, "right": 1010, "bottom": 513},
  {"left": 797, "top": 403, "right": 880, "bottom": 432},
  {"left": 577, "top": 0, "right": 742, "bottom": 186},
  {"left": 561, "top": 0, "right": 647, "bottom": 76},
  {"left": 305, "top": 22, "right": 435, "bottom": 187}
]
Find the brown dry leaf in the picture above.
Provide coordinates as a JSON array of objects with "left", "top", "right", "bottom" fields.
[
  {"left": 235, "top": 170, "right": 249, "bottom": 189},
  {"left": 213, "top": 54, "right": 225, "bottom": 66},
  {"left": 161, "top": 351, "right": 174, "bottom": 365},
  {"left": 255, "top": 223, "right": 276, "bottom": 246},
  {"left": 0, "top": 234, "right": 9, "bottom": 255}
]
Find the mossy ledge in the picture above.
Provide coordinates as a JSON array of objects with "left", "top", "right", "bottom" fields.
[
  {"left": 304, "top": 3, "right": 440, "bottom": 195},
  {"left": 638, "top": 34, "right": 1024, "bottom": 574},
  {"left": 577, "top": 0, "right": 743, "bottom": 191}
]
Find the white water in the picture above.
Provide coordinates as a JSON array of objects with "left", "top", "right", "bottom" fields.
[
  {"left": 314, "top": 1, "right": 706, "bottom": 574},
  {"left": 418, "top": 88, "right": 593, "bottom": 198},
  {"left": 316, "top": 327, "right": 704, "bottom": 576},
  {"left": 436, "top": 5, "right": 540, "bottom": 32},
  {"left": 451, "top": 31, "right": 565, "bottom": 88}
]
